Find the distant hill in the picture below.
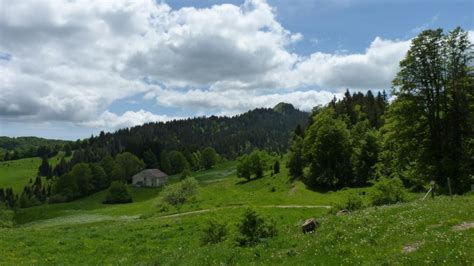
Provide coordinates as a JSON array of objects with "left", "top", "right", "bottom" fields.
[
  {"left": 0, "top": 136, "right": 70, "bottom": 160},
  {"left": 0, "top": 136, "right": 68, "bottom": 151},
  {"left": 87, "top": 104, "right": 309, "bottom": 158}
]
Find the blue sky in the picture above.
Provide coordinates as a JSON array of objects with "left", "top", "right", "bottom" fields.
[{"left": 0, "top": 0, "right": 472, "bottom": 140}]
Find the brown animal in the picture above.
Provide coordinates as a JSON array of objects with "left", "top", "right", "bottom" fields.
[{"left": 302, "top": 218, "right": 319, "bottom": 233}]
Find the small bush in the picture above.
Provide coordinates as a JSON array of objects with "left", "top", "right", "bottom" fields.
[
  {"left": 103, "top": 181, "right": 132, "bottom": 204},
  {"left": 329, "top": 193, "right": 364, "bottom": 214},
  {"left": 157, "top": 202, "right": 172, "bottom": 213},
  {"left": 161, "top": 177, "right": 198, "bottom": 206},
  {"left": 371, "top": 177, "right": 406, "bottom": 206},
  {"left": 236, "top": 208, "right": 277, "bottom": 246},
  {"left": 346, "top": 193, "right": 364, "bottom": 211},
  {"left": 180, "top": 169, "right": 192, "bottom": 180},
  {"left": 201, "top": 220, "right": 227, "bottom": 245}
]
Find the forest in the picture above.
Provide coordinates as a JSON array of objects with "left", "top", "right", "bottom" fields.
[{"left": 288, "top": 28, "right": 473, "bottom": 194}]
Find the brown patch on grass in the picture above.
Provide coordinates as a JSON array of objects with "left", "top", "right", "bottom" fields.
[
  {"left": 452, "top": 221, "right": 474, "bottom": 231},
  {"left": 402, "top": 241, "right": 423, "bottom": 253}
]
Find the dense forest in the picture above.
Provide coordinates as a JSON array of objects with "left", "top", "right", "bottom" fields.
[
  {"left": 77, "top": 102, "right": 308, "bottom": 159},
  {"left": 288, "top": 27, "right": 473, "bottom": 194}
]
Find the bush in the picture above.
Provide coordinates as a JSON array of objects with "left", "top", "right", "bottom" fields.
[
  {"left": 346, "top": 193, "right": 364, "bottom": 211},
  {"left": 161, "top": 177, "right": 198, "bottom": 206},
  {"left": 201, "top": 220, "right": 227, "bottom": 245},
  {"left": 103, "top": 181, "right": 132, "bottom": 204},
  {"left": 236, "top": 209, "right": 277, "bottom": 246},
  {"left": 371, "top": 177, "right": 406, "bottom": 206},
  {"left": 330, "top": 193, "right": 364, "bottom": 214},
  {"left": 180, "top": 169, "right": 192, "bottom": 180}
]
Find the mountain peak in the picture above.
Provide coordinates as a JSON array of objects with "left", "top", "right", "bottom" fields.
[{"left": 273, "top": 102, "right": 296, "bottom": 113}]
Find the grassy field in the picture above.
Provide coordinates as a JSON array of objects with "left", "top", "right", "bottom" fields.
[
  {"left": 1, "top": 158, "right": 473, "bottom": 264},
  {"left": 0, "top": 152, "right": 69, "bottom": 193}
]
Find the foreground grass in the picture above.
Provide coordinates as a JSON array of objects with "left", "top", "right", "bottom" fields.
[
  {"left": 1, "top": 159, "right": 472, "bottom": 264},
  {"left": 1, "top": 196, "right": 472, "bottom": 264}
]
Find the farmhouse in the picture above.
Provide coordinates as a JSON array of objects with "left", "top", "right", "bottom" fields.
[{"left": 132, "top": 169, "right": 168, "bottom": 187}]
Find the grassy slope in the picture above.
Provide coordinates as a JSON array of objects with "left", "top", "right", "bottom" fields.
[
  {"left": 0, "top": 159, "right": 473, "bottom": 264},
  {"left": 0, "top": 153, "right": 67, "bottom": 193}
]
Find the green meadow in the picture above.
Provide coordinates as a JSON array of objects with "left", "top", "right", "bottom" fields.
[
  {"left": 1, "top": 157, "right": 472, "bottom": 264},
  {"left": 0, "top": 153, "right": 69, "bottom": 193}
]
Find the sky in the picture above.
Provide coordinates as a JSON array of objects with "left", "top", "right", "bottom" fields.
[{"left": 0, "top": 0, "right": 473, "bottom": 140}]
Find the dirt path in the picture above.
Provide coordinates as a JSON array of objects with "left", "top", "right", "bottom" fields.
[{"left": 158, "top": 205, "right": 331, "bottom": 219}]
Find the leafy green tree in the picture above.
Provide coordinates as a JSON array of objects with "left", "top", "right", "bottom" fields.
[
  {"left": 168, "top": 151, "right": 189, "bottom": 174},
  {"left": 103, "top": 181, "right": 132, "bottom": 204},
  {"left": 249, "top": 150, "right": 266, "bottom": 178},
  {"left": 287, "top": 136, "right": 304, "bottom": 178},
  {"left": 159, "top": 151, "right": 172, "bottom": 174},
  {"left": 70, "top": 163, "right": 93, "bottom": 196},
  {"left": 110, "top": 163, "right": 126, "bottom": 182},
  {"left": 351, "top": 120, "right": 380, "bottom": 186},
  {"left": 143, "top": 149, "right": 158, "bottom": 168},
  {"left": 90, "top": 164, "right": 109, "bottom": 191},
  {"left": 237, "top": 150, "right": 267, "bottom": 180},
  {"left": 237, "top": 155, "right": 252, "bottom": 180},
  {"left": 386, "top": 27, "right": 473, "bottom": 193},
  {"left": 99, "top": 155, "right": 117, "bottom": 180},
  {"left": 303, "top": 109, "right": 353, "bottom": 188},
  {"left": 200, "top": 147, "right": 218, "bottom": 169},
  {"left": 115, "top": 152, "right": 145, "bottom": 182}
]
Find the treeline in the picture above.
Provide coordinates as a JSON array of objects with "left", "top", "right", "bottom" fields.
[
  {"left": 288, "top": 27, "right": 473, "bottom": 194},
  {"left": 0, "top": 137, "right": 71, "bottom": 161},
  {"left": 76, "top": 104, "right": 307, "bottom": 160}
]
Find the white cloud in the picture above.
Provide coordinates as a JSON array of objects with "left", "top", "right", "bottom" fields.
[
  {"left": 149, "top": 87, "right": 340, "bottom": 115},
  {"left": 82, "top": 110, "right": 179, "bottom": 130},
  {"left": 293, "top": 37, "right": 411, "bottom": 89},
  {"left": 0, "top": 0, "right": 421, "bottom": 132}
]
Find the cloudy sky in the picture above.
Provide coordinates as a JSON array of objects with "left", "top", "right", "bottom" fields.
[{"left": 0, "top": 0, "right": 473, "bottom": 140}]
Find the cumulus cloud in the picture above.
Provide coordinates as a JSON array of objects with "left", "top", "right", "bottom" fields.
[
  {"left": 147, "top": 87, "right": 340, "bottom": 115},
  {"left": 0, "top": 0, "right": 418, "bottom": 132},
  {"left": 293, "top": 37, "right": 411, "bottom": 89},
  {"left": 82, "top": 110, "right": 179, "bottom": 130}
]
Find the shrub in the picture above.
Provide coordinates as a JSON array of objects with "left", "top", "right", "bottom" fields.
[
  {"left": 201, "top": 220, "right": 227, "bottom": 245},
  {"left": 180, "top": 169, "right": 192, "bottom": 180},
  {"left": 330, "top": 193, "right": 364, "bottom": 214},
  {"left": 371, "top": 177, "right": 406, "bottom": 206},
  {"left": 161, "top": 177, "right": 198, "bottom": 206},
  {"left": 103, "top": 181, "right": 132, "bottom": 204},
  {"left": 236, "top": 209, "right": 277, "bottom": 246},
  {"left": 346, "top": 193, "right": 364, "bottom": 211}
]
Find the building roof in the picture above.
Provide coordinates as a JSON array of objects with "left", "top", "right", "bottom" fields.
[{"left": 133, "top": 169, "right": 168, "bottom": 179}]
